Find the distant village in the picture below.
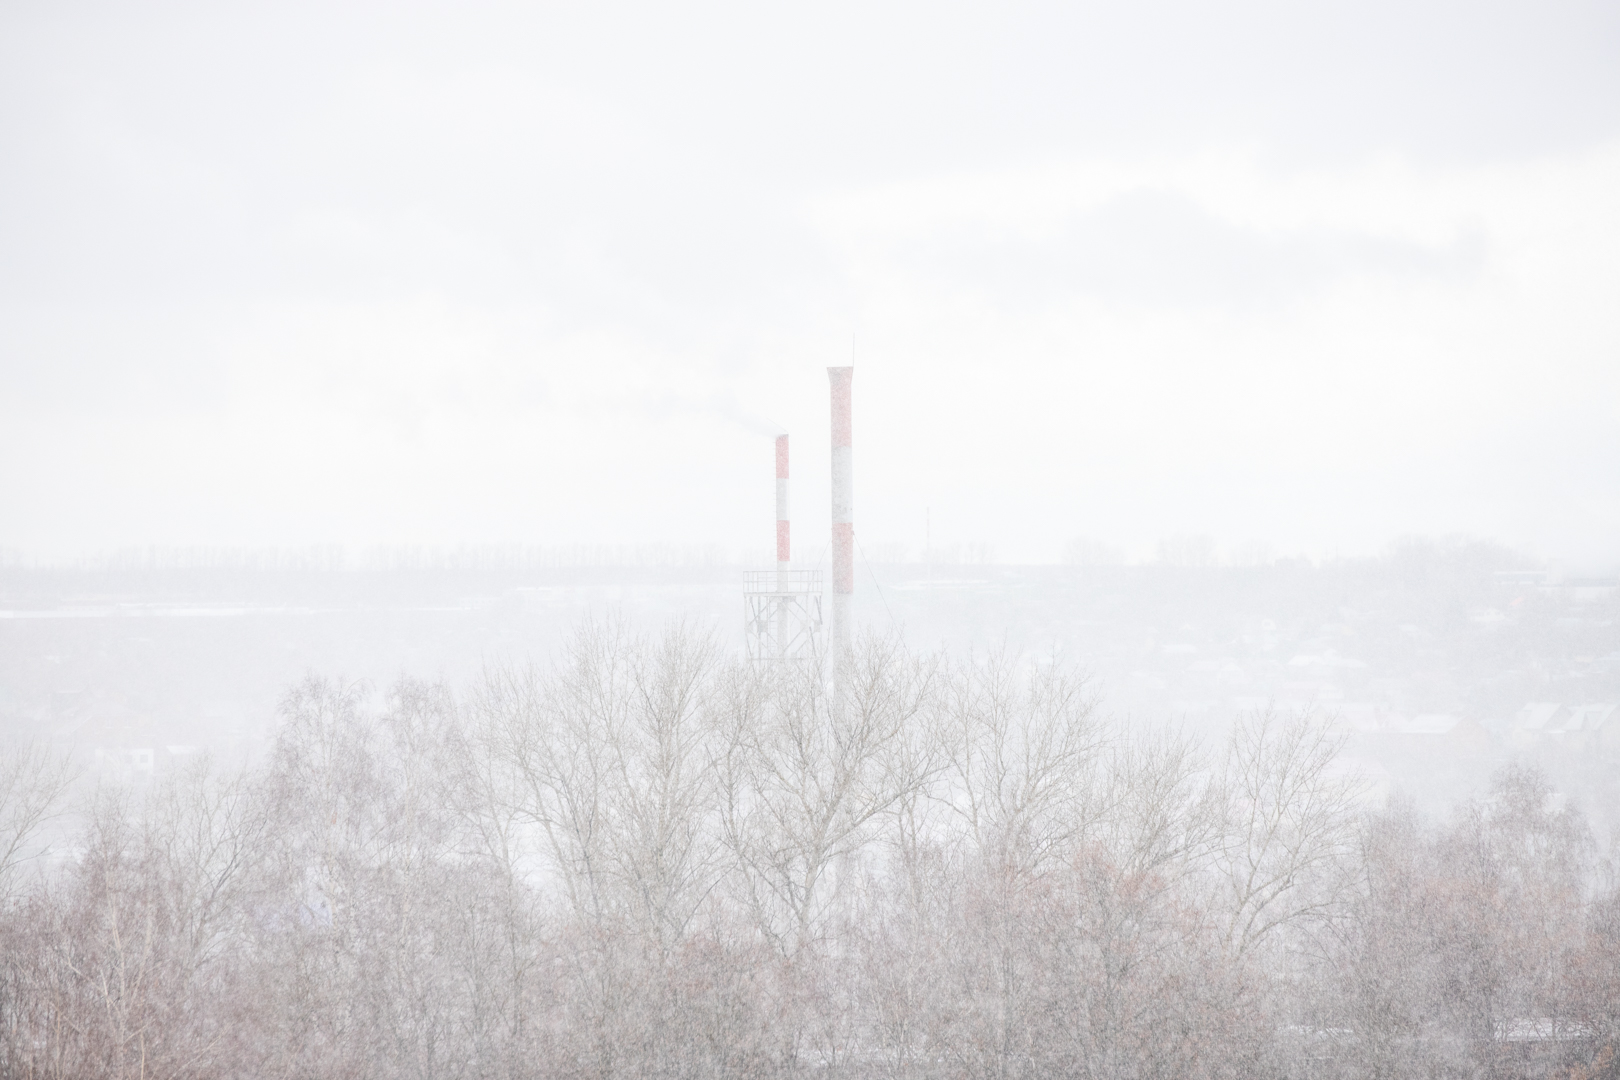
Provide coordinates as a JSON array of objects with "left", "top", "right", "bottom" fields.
[{"left": 4, "top": 553, "right": 1617, "bottom": 834}]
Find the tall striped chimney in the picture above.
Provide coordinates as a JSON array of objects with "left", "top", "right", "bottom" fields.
[{"left": 828, "top": 367, "right": 853, "bottom": 669}]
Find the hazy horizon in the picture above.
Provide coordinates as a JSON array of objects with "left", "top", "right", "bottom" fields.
[{"left": 0, "top": 532, "right": 1608, "bottom": 574}]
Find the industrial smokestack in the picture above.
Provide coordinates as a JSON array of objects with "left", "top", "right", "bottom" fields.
[{"left": 828, "top": 367, "right": 853, "bottom": 669}]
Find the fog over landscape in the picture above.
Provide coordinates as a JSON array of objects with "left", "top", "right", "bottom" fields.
[{"left": 2, "top": 1, "right": 1620, "bottom": 1077}]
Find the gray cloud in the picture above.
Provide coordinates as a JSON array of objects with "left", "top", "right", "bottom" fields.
[
  {"left": 909, "top": 189, "right": 1489, "bottom": 309},
  {"left": 1, "top": 0, "right": 1617, "bottom": 561}
]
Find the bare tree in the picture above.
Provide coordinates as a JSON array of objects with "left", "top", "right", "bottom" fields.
[
  {"left": 937, "top": 650, "right": 1103, "bottom": 878},
  {"left": 0, "top": 758, "right": 270, "bottom": 1080},
  {"left": 923, "top": 700, "right": 1244, "bottom": 1080},
  {"left": 475, "top": 619, "right": 768, "bottom": 1078},
  {"left": 0, "top": 739, "right": 77, "bottom": 902},
  {"left": 253, "top": 674, "right": 524, "bottom": 1080},
  {"left": 719, "top": 635, "right": 936, "bottom": 960},
  {"left": 1321, "top": 765, "right": 1604, "bottom": 1080},
  {"left": 708, "top": 636, "right": 936, "bottom": 1076},
  {"left": 1216, "top": 707, "right": 1361, "bottom": 960},
  {"left": 898, "top": 651, "right": 1100, "bottom": 1079},
  {"left": 459, "top": 664, "right": 555, "bottom": 1077}
]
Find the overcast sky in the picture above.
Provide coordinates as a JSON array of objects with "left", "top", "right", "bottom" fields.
[{"left": 3, "top": 0, "right": 1618, "bottom": 566}]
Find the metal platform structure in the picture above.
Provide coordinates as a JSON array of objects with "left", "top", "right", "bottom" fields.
[{"left": 743, "top": 569, "right": 823, "bottom": 663}]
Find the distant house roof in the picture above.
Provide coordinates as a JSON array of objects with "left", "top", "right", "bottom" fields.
[
  {"left": 1287, "top": 652, "right": 1368, "bottom": 670},
  {"left": 1513, "top": 703, "right": 1569, "bottom": 732},
  {"left": 1559, "top": 703, "right": 1618, "bottom": 733},
  {"left": 1403, "top": 714, "right": 1462, "bottom": 735}
]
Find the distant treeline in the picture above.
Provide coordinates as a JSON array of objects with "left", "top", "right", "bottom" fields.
[
  {"left": 0, "top": 542, "right": 995, "bottom": 571},
  {"left": 0, "top": 623, "right": 1616, "bottom": 1079},
  {"left": 0, "top": 533, "right": 1553, "bottom": 574},
  {"left": 0, "top": 543, "right": 739, "bottom": 572}
]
